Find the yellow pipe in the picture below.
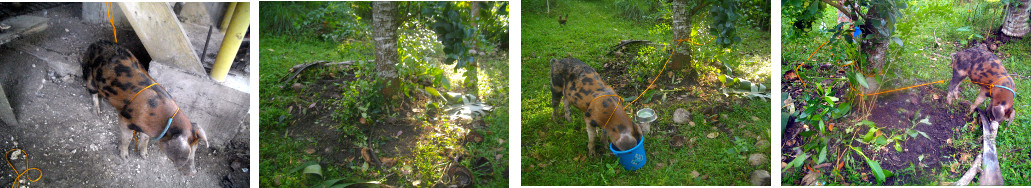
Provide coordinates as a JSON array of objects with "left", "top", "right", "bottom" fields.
[
  {"left": 219, "top": 2, "right": 237, "bottom": 33},
  {"left": 210, "top": 2, "right": 249, "bottom": 82}
]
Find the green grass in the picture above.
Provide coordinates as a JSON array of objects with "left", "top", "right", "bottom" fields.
[
  {"left": 782, "top": 0, "right": 1031, "bottom": 185},
  {"left": 259, "top": 35, "right": 359, "bottom": 187},
  {"left": 521, "top": 1, "right": 771, "bottom": 185}
]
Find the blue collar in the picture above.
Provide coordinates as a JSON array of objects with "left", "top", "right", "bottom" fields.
[
  {"left": 154, "top": 117, "right": 172, "bottom": 141},
  {"left": 995, "top": 85, "right": 1017, "bottom": 98}
]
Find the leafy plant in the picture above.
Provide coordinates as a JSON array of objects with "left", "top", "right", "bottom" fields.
[{"left": 848, "top": 145, "right": 893, "bottom": 185}]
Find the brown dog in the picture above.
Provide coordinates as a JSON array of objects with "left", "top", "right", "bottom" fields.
[
  {"left": 82, "top": 40, "right": 208, "bottom": 176},
  {"left": 551, "top": 57, "right": 642, "bottom": 155},
  {"left": 946, "top": 44, "right": 1016, "bottom": 123}
]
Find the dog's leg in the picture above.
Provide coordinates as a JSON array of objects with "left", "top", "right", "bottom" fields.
[
  {"left": 969, "top": 90, "right": 988, "bottom": 114},
  {"left": 117, "top": 118, "right": 133, "bottom": 159},
  {"left": 585, "top": 120, "right": 597, "bottom": 156}
]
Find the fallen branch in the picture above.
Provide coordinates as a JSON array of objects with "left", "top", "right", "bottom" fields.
[
  {"left": 280, "top": 60, "right": 369, "bottom": 88},
  {"left": 953, "top": 154, "right": 982, "bottom": 186}
]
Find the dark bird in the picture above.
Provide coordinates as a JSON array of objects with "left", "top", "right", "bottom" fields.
[{"left": 558, "top": 14, "right": 568, "bottom": 26}]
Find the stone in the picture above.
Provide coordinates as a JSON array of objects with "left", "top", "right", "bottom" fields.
[
  {"left": 751, "top": 170, "right": 771, "bottom": 186},
  {"left": 748, "top": 153, "right": 766, "bottom": 166},
  {"left": 673, "top": 108, "right": 690, "bottom": 124}
]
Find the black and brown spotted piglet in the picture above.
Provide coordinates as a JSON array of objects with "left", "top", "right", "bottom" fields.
[
  {"left": 551, "top": 57, "right": 643, "bottom": 155},
  {"left": 946, "top": 45, "right": 1016, "bottom": 123},
  {"left": 82, "top": 40, "right": 208, "bottom": 176}
]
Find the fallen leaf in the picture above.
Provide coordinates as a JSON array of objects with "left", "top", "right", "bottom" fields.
[
  {"left": 689, "top": 121, "right": 696, "bottom": 127},
  {"left": 960, "top": 153, "right": 970, "bottom": 162},
  {"left": 690, "top": 170, "right": 700, "bottom": 178},
  {"left": 396, "top": 131, "right": 403, "bottom": 137},
  {"left": 933, "top": 94, "right": 940, "bottom": 100},
  {"left": 380, "top": 157, "right": 397, "bottom": 167},
  {"left": 304, "top": 148, "right": 315, "bottom": 154},
  {"left": 308, "top": 102, "right": 316, "bottom": 108},
  {"left": 950, "top": 162, "right": 959, "bottom": 173},
  {"left": 707, "top": 132, "right": 719, "bottom": 138},
  {"left": 828, "top": 123, "right": 834, "bottom": 131},
  {"left": 751, "top": 116, "right": 760, "bottom": 121}
]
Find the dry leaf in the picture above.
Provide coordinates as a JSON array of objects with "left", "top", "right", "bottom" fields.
[
  {"left": 380, "top": 157, "right": 397, "bottom": 167},
  {"left": 707, "top": 132, "right": 719, "bottom": 138}
]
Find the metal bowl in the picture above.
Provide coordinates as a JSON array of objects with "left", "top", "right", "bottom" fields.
[{"left": 636, "top": 108, "right": 657, "bottom": 123}]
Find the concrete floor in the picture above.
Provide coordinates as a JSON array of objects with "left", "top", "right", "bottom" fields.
[{"left": 0, "top": 3, "right": 249, "bottom": 187}]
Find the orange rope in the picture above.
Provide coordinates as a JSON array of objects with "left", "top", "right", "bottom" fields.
[
  {"left": 590, "top": 94, "right": 624, "bottom": 129},
  {"left": 105, "top": 2, "right": 118, "bottom": 43},
  {"left": 5, "top": 149, "right": 42, "bottom": 188}
]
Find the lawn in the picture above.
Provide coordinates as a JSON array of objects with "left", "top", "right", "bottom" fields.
[
  {"left": 258, "top": 2, "right": 510, "bottom": 187},
  {"left": 520, "top": 0, "right": 772, "bottom": 185},
  {"left": 782, "top": 0, "right": 1031, "bottom": 185}
]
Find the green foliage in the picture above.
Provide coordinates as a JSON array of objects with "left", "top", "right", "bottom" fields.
[
  {"left": 783, "top": 0, "right": 826, "bottom": 31},
  {"left": 423, "top": 2, "right": 476, "bottom": 69},
  {"left": 259, "top": 2, "right": 370, "bottom": 41},
  {"left": 614, "top": 0, "right": 667, "bottom": 23},
  {"left": 739, "top": 0, "right": 771, "bottom": 30},
  {"left": 708, "top": 1, "right": 743, "bottom": 47},
  {"left": 476, "top": 2, "right": 510, "bottom": 49}
]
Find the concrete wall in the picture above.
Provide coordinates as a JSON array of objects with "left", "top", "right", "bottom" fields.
[{"left": 82, "top": 2, "right": 129, "bottom": 27}]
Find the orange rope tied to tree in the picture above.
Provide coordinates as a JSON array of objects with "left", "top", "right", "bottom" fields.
[
  {"left": 6, "top": 149, "right": 42, "bottom": 188},
  {"left": 592, "top": 36, "right": 709, "bottom": 129},
  {"left": 106, "top": 2, "right": 118, "bottom": 43}
]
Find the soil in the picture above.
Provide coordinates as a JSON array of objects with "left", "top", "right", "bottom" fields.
[
  {"left": 782, "top": 61, "right": 971, "bottom": 185},
  {"left": 281, "top": 67, "right": 499, "bottom": 187},
  {"left": 0, "top": 4, "right": 249, "bottom": 187}
]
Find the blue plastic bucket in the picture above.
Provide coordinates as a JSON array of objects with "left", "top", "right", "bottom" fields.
[{"left": 610, "top": 137, "right": 646, "bottom": 171}]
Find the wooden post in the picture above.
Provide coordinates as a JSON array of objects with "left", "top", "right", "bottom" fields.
[{"left": 118, "top": 2, "right": 205, "bottom": 74}]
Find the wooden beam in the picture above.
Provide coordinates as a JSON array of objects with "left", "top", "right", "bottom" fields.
[
  {"left": 0, "top": 15, "right": 49, "bottom": 46},
  {"left": 117, "top": 2, "right": 205, "bottom": 74}
]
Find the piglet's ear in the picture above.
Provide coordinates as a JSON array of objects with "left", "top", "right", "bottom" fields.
[{"left": 191, "top": 122, "right": 209, "bottom": 148}]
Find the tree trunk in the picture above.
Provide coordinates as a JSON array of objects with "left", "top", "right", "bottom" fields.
[
  {"left": 373, "top": 2, "right": 399, "bottom": 96},
  {"left": 670, "top": 0, "right": 698, "bottom": 83},
  {"left": 466, "top": 2, "right": 480, "bottom": 96},
  {"left": 1002, "top": 0, "right": 1031, "bottom": 37},
  {"left": 855, "top": 4, "right": 893, "bottom": 117}
]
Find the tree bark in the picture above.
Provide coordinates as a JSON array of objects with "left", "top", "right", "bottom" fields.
[
  {"left": 373, "top": 2, "right": 400, "bottom": 96},
  {"left": 670, "top": 0, "right": 699, "bottom": 83},
  {"left": 1002, "top": 0, "right": 1031, "bottom": 37},
  {"left": 466, "top": 2, "right": 480, "bottom": 96}
]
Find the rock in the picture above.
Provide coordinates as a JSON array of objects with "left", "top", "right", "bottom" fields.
[
  {"left": 754, "top": 140, "right": 769, "bottom": 150},
  {"left": 673, "top": 108, "right": 691, "bottom": 124},
  {"left": 751, "top": 170, "right": 771, "bottom": 186},
  {"left": 748, "top": 153, "right": 766, "bottom": 166}
]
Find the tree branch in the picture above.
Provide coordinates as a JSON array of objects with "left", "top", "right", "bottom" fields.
[
  {"left": 687, "top": 1, "right": 711, "bottom": 17},
  {"left": 820, "top": 0, "right": 858, "bottom": 21}
]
